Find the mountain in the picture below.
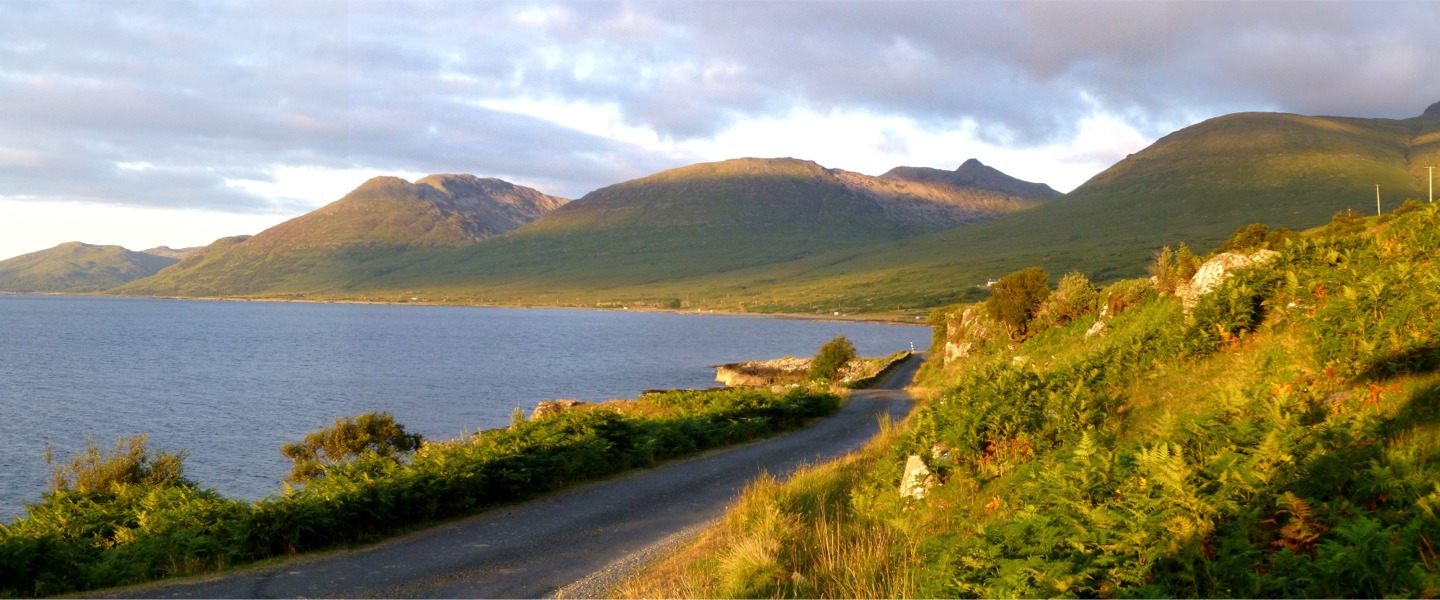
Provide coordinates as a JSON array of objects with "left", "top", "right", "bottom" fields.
[
  {"left": 116, "top": 175, "right": 567, "bottom": 297},
  {"left": 0, "top": 242, "right": 179, "bottom": 293},
  {"left": 357, "top": 157, "right": 1057, "bottom": 300},
  {"left": 882, "top": 158, "right": 1061, "bottom": 201},
  {"left": 685, "top": 101, "right": 1440, "bottom": 313}
]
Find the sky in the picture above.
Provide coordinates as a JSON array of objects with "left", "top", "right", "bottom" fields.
[{"left": 2, "top": 1, "right": 1439, "bottom": 261}]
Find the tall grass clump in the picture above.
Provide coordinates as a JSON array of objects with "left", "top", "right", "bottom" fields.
[{"left": 0, "top": 387, "right": 840, "bottom": 597}]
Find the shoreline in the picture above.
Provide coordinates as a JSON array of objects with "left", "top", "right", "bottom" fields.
[{"left": 4, "top": 290, "right": 929, "bottom": 326}]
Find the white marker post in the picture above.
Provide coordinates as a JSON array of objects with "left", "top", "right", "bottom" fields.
[
  {"left": 1428, "top": 166, "right": 1435, "bottom": 203},
  {"left": 1376, "top": 184, "right": 1382, "bottom": 216}
]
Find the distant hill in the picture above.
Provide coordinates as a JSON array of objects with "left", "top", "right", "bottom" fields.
[
  {"left": 0, "top": 242, "right": 178, "bottom": 293},
  {"left": 358, "top": 157, "right": 1056, "bottom": 299},
  {"left": 116, "top": 175, "right": 567, "bottom": 297}
]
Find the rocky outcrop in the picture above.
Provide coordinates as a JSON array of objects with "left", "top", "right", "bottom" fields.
[
  {"left": 714, "top": 357, "right": 810, "bottom": 387},
  {"left": 940, "top": 305, "right": 1003, "bottom": 366},
  {"left": 1176, "top": 249, "right": 1280, "bottom": 312},
  {"left": 531, "top": 399, "right": 589, "bottom": 420}
]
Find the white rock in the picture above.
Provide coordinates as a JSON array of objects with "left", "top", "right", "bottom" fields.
[
  {"left": 1176, "top": 249, "right": 1280, "bottom": 313},
  {"left": 900, "top": 455, "right": 934, "bottom": 500}
]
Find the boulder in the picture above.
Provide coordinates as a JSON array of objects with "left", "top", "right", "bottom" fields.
[
  {"left": 530, "top": 399, "right": 589, "bottom": 420},
  {"left": 900, "top": 455, "right": 934, "bottom": 500},
  {"left": 1176, "top": 249, "right": 1279, "bottom": 313},
  {"left": 1085, "top": 320, "right": 1108, "bottom": 339}
]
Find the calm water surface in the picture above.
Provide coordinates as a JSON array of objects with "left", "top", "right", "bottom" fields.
[{"left": 0, "top": 295, "right": 927, "bottom": 520}]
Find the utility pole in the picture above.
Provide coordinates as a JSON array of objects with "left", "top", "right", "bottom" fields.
[{"left": 1376, "top": 183, "right": 1382, "bottom": 216}]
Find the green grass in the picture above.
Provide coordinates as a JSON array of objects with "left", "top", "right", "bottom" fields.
[{"left": 619, "top": 202, "right": 1440, "bottom": 598}]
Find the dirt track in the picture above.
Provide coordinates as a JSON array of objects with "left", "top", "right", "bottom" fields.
[{"left": 108, "top": 357, "right": 920, "bottom": 599}]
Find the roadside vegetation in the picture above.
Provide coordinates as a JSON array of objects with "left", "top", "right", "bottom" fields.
[
  {"left": 620, "top": 202, "right": 1440, "bottom": 597},
  {"left": 0, "top": 387, "right": 840, "bottom": 597}
]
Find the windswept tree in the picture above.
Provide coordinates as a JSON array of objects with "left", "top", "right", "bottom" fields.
[
  {"left": 808, "top": 335, "right": 857, "bottom": 381},
  {"left": 985, "top": 266, "right": 1050, "bottom": 339},
  {"left": 281, "top": 411, "right": 423, "bottom": 483}
]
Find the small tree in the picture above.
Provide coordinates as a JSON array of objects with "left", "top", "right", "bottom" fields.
[
  {"left": 281, "top": 412, "right": 423, "bottom": 483},
  {"left": 809, "top": 335, "right": 857, "bottom": 381},
  {"left": 985, "top": 267, "right": 1050, "bottom": 339},
  {"left": 46, "top": 434, "right": 190, "bottom": 494}
]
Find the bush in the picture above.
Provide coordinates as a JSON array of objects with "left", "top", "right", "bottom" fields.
[
  {"left": 1221, "top": 223, "right": 1297, "bottom": 253},
  {"left": 1148, "top": 244, "right": 1200, "bottom": 295},
  {"left": 985, "top": 267, "right": 1050, "bottom": 339},
  {"left": 1323, "top": 208, "right": 1368, "bottom": 236},
  {"left": 1100, "top": 278, "right": 1156, "bottom": 317},
  {"left": 281, "top": 412, "right": 423, "bottom": 483},
  {"left": 809, "top": 335, "right": 857, "bottom": 381},
  {"left": 1034, "top": 271, "right": 1099, "bottom": 330},
  {"left": 45, "top": 434, "right": 190, "bottom": 494}
]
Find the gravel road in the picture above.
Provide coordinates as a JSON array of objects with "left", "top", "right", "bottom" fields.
[{"left": 106, "top": 356, "right": 920, "bottom": 599}]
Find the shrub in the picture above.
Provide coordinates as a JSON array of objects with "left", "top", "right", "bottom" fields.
[
  {"left": 1035, "top": 271, "right": 1099, "bottom": 330},
  {"left": 45, "top": 434, "right": 190, "bottom": 494},
  {"left": 985, "top": 267, "right": 1050, "bottom": 339},
  {"left": 809, "top": 335, "right": 857, "bottom": 381},
  {"left": 1323, "top": 208, "right": 1367, "bottom": 236},
  {"left": 1221, "top": 223, "right": 1298, "bottom": 253},
  {"left": 281, "top": 412, "right": 423, "bottom": 483},
  {"left": 1100, "top": 278, "right": 1156, "bottom": 317},
  {"left": 1149, "top": 244, "right": 1201, "bottom": 295}
]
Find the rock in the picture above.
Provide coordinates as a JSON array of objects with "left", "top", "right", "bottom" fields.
[
  {"left": 1176, "top": 249, "right": 1279, "bottom": 313},
  {"left": 531, "top": 399, "right": 588, "bottom": 420},
  {"left": 930, "top": 442, "right": 953, "bottom": 464},
  {"left": 900, "top": 455, "right": 934, "bottom": 500},
  {"left": 1085, "top": 320, "right": 1108, "bottom": 339},
  {"left": 714, "top": 357, "right": 810, "bottom": 387},
  {"left": 942, "top": 305, "right": 1001, "bottom": 366}
]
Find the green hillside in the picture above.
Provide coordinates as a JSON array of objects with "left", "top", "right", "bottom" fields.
[
  {"left": 679, "top": 103, "right": 1440, "bottom": 314},
  {"left": 115, "top": 174, "right": 567, "bottom": 297},
  {"left": 622, "top": 202, "right": 1440, "bottom": 598},
  {"left": 0, "top": 242, "right": 178, "bottom": 293},
  {"left": 343, "top": 157, "right": 1056, "bottom": 305}
]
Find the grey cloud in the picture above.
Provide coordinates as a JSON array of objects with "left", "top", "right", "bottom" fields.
[{"left": 3, "top": 0, "right": 1439, "bottom": 214}]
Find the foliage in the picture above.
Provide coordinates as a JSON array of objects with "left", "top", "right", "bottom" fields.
[
  {"left": 45, "top": 434, "right": 190, "bottom": 494},
  {"left": 1149, "top": 243, "right": 1201, "bottom": 294},
  {"left": 1220, "top": 222, "right": 1296, "bottom": 254},
  {"left": 808, "top": 335, "right": 857, "bottom": 381},
  {"left": 624, "top": 202, "right": 1440, "bottom": 598},
  {"left": 1100, "top": 277, "right": 1155, "bottom": 317},
  {"left": 280, "top": 412, "right": 423, "bottom": 483},
  {"left": 1034, "top": 271, "right": 1099, "bottom": 330},
  {"left": 985, "top": 267, "right": 1050, "bottom": 339},
  {"left": 0, "top": 388, "right": 839, "bottom": 597}
]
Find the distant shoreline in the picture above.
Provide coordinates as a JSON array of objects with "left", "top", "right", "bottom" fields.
[{"left": 2, "top": 291, "right": 928, "bottom": 326}]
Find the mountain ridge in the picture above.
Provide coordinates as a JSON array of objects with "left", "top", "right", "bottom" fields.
[{"left": 0, "top": 242, "right": 179, "bottom": 293}]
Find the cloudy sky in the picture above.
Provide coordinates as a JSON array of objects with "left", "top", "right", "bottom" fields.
[{"left": 2, "top": 0, "right": 1438, "bottom": 261}]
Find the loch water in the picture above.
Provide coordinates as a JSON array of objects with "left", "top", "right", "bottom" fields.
[{"left": 0, "top": 295, "right": 928, "bottom": 520}]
